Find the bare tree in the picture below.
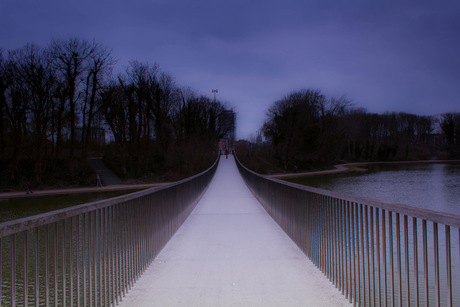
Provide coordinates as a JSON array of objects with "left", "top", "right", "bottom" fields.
[
  {"left": 81, "top": 44, "right": 115, "bottom": 159},
  {"left": 3, "top": 50, "right": 29, "bottom": 181},
  {"left": 47, "top": 38, "right": 96, "bottom": 175},
  {"left": 11, "top": 44, "right": 57, "bottom": 182},
  {"left": 0, "top": 49, "right": 7, "bottom": 157},
  {"left": 101, "top": 84, "right": 129, "bottom": 176},
  {"left": 263, "top": 89, "right": 325, "bottom": 169}
]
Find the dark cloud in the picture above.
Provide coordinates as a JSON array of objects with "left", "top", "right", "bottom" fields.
[{"left": 1, "top": 0, "right": 459, "bottom": 138}]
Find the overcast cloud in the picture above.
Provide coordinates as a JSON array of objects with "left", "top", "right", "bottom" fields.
[{"left": 1, "top": 0, "right": 459, "bottom": 139}]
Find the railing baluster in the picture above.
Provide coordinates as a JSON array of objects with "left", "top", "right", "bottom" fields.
[
  {"left": 364, "top": 205, "right": 370, "bottom": 307},
  {"left": 355, "top": 202, "right": 361, "bottom": 306},
  {"left": 0, "top": 238, "right": 2, "bottom": 307},
  {"left": 35, "top": 228, "right": 39, "bottom": 307},
  {"left": 45, "top": 225, "right": 49, "bottom": 307},
  {"left": 382, "top": 209, "right": 387, "bottom": 307},
  {"left": 350, "top": 203, "right": 359, "bottom": 306},
  {"left": 422, "top": 219, "right": 429, "bottom": 307},
  {"left": 24, "top": 231, "right": 28, "bottom": 307},
  {"left": 54, "top": 223, "right": 58, "bottom": 307},
  {"left": 346, "top": 201, "right": 350, "bottom": 302},
  {"left": 445, "top": 225, "right": 452, "bottom": 307},
  {"left": 335, "top": 198, "right": 340, "bottom": 289},
  {"left": 83, "top": 213, "right": 87, "bottom": 307},
  {"left": 62, "top": 220, "right": 66, "bottom": 306},
  {"left": 11, "top": 234, "right": 16, "bottom": 307},
  {"left": 76, "top": 216, "right": 80, "bottom": 307},
  {"left": 413, "top": 217, "right": 419, "bottom": 307},
  {"left": 69, "top": 218, "right": 73, "bottom": 307},
  {"left": 404, "top": 215, "right": 410, "bottom": 307},
  {"left": 370, "top": 206, "right": 376, "bottom": 307},
  {"left": 89, "top": 212, "right": 93, "bottom": 307},
  {"left": 340, "top": 200, "right": 345, "bottom": 295},
  {"left": 389, "top": 211, "right": 394, "bottom": 307},
  {"left": 99, "top": 209, "right": 103, "bottom": 306},
  {"left": 359, "top": 204, "right": 365, "bottom": 306},
  {"left": 376, "top": 208, "right": 381, "bottom": 307},
  {"left": 396, "top": 213, "right": 402, "bottom": 307},
  {"left": 433, "top": 222, "right": 440, "bottom": 307}
]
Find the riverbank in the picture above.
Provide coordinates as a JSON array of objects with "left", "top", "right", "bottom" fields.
[
  {"left": 0, "top": 182, "right": 167, "bottom": 200},
  {"left": 268, "top": 159, "right": 460, "bottom": 179}
]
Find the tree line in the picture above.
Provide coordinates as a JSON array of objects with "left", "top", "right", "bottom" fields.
[
  {"left": 0, "top": 38, "right": 232, "bottom": 188},
  {"left": 236, "top": 89, "right": 460, "bottom": 174}
]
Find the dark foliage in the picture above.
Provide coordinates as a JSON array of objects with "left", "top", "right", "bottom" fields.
[
  {"left": 238, "top": 88, "right": 457, "bottom": 174},
  {"left": 0, "top": 39, "right": 232, "bottom": 190}
]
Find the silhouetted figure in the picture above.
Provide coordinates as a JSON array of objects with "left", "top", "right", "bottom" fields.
[
  {"left": 26, "top": 181, "right": 33, "bottom": 194},
  {"left": 225, "top": 149, "right": 229, "bottom": 159},
  {"left": 96, "top": 174, "right": 103, "bottom": 187}
]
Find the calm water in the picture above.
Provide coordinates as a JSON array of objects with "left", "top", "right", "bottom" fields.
[
  {"left": 288, "top": 162, "right": 460, "bottom": 215},
  {"left": 0, "top": 190, "right": 139, "bottom": 223}
]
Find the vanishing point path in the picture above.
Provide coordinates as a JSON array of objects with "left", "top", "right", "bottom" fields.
[{"left": 119, "top": 156, "right": 351, "bottom": 307}]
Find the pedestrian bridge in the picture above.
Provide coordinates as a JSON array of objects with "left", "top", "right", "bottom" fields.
[
  {"left": 117, "top": 156, "right": 349, "bottom": 306},
  {"left": 1, "top": 155, "right": 459, "bottom": 306}
]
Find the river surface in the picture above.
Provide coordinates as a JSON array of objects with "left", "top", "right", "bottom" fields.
[{"left": 288, "top": 162, "right": 460, "bottom": 215}]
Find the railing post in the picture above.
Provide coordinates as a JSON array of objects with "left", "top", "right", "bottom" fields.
[
  {"left": 369, "top": 206, "right": 375, "bottom": 306},
  {"left": 364, "top": 205, "right": 370, "bottom": 307},
  {"left": 433, "top": 222, "right": 440, "bottom": 307},
  {"left": 375, "top": 208, "right": 381, "bottom": 307},
  {"left": 349, "top": 201, "right": 353, "bottom": 303},
  {"left": 389, "top": 211, "right": 394, "bottom": 307},
  {"left": 24, "top": 231, "right": 28, "bottom": 307},
  {"left": 354, "top": 202, "right": 360, "bottom": 306},
  {"left": 382, "top": 209, "right": 387, "bottom": 307},
  {"left": 404, "top": 215, "right": 410, "bottom": 307},
  {"left": 396, "top": 212, "right": 402, "bottom": 307},
  {"left": 422, "top": 219, "right": 429, "bottom": 307},
  {"left": 413, "top": 217, "right": 419, "bottom": 307},
  {"left": 445, "top": 225, "right": 452, "bottom": 307}
]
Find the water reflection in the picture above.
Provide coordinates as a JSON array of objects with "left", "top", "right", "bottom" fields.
[{"left": 288, "top": 163, "right": 460, "bottom": 215}]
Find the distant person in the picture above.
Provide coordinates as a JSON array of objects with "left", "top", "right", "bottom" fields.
[
  {"left": 26, "top": 181, "right": 33, "bottom": 194},
  {"left": 96, "top": 174, "right": 103, "bottom": 187},
  {"left": 225, "top": 149, "right": 229, "bottom": 159}
]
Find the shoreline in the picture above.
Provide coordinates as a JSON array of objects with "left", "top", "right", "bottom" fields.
[{"left": 268, "top": 159, "right": 460, "bottom": 179}]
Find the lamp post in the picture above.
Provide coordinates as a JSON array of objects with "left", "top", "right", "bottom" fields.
[{"left": 212, "top": 89, "right": 218, "bottom": 102}]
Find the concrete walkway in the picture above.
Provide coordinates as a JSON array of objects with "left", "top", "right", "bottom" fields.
[{"left": 118, "top": 155, "right": 351, "bottom": 307}]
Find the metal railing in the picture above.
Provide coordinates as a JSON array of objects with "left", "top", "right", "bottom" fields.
[
  {"left": 236, "top": 157, "right": 460, "bottom": 307},
  {"left": 0, "top": 158, "right": 218, "bottom": 306}
]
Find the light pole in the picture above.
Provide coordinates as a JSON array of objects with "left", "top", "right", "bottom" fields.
[{"left": 212, "top": 89, "right": 218, "bottom": 102}]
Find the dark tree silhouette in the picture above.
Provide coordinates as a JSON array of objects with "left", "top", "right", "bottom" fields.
[{"left": 47, "top": 38, "right": 96, "bottom": 176}]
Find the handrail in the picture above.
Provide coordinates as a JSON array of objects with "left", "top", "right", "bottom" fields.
[
  {"left": 0, "top": 162, "right": 218, "bottom": 237},
  {"left": 236, "top": 155, "right": 460, "bottom": 306},
  {"left": 269, "top": 176, "right": 460, "bottom": 229},
  {"left": 0, "top": 157, "right": 219, "bottom": 306}
]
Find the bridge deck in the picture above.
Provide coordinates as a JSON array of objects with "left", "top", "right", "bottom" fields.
[{"left": 119, "top": 156, "right": 351, "bottom": 307}]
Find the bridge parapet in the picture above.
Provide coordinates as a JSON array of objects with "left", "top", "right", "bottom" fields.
[
  {"left": 0, "top": 158, "right": 218, "bottom": 306},
  {"left": 236, "top": 156, "right": 460, "bottom": 306}
]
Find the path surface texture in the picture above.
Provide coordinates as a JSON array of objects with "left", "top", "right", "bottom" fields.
[{"left": 119, "top": 155, "right": 351, "bottom": 307}]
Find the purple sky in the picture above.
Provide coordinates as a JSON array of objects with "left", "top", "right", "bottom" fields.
[{"left": 1, "top": 0, "right": 459, "bottom": 139}]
